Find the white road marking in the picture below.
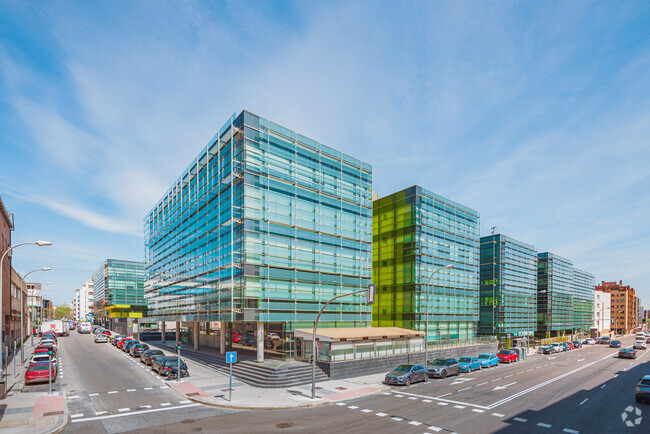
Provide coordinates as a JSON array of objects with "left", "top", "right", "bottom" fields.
[
  {"left": 361, "top": 409, "right": 373, "bottom": 413},
  {"left": 423, "top": 399, "right": 432, "bottom": 403},
  {"left": 89, "top": 393, "right": 99, "bottom": 397},
  {"left": 382, "top": 392, "right": 391, "bottom": 395},
  {"left": 348, "top": 406, "right": 358, "bottom": 409},
  {"left": 72, "top": 404, "right": 200, "bottom": 423},
  {"left": 600, "top": 384, "right": 606, "bottom": 389},
  {"left": 144, "top": 387, "right": 153, "bottom": 390},
  {"left": 179, "top": 400, "right": 191, "bottom": 404},
  {"left": 516, "top": 372, "right": 524, "bottom": 375},
  {"left": 437, "top": 393, "right": 451, "bottom": 398},
  {"left": 472, "top": 409, "right": 484, "bottom": 413},
  {"left": 579, "top": 398, "right": 588, "bottom": 405},
  {"left": 71, "top": 414, "right": 84, "bottom": 418},
  {"left": 562, "top": 429, "right": 579, "bottom": 434},
  {"left": 505, "top": 375, "right": 513, "bottom": 378},
  {"left": 138, "top": 405, "right": 152, "bottom": 409},
  {"left": 428, "top": 427, "right": 442, "bottom": 432},
  {"left": 376, "top": 412, "right": 387, "bottom": 417},
  {"left": 513, "top": 417, "right": 527, "bottom": 422},
  {"left": 391, "top": 416, "right": 404, "bottom": 421},
  {"left": 394, "top": 394, "right": 404, "bottom": 398},
  {"left": 526, "top": 369, "right": 534, "bottom": 372},
  {"left": 577, "top": 358, "right": 585, "bottom": 362},
  {"left": 160, "top": 403, "right": 171, "bottom": 407},
  {"left": 408, "top": 397, "right": 418, "bottom": 400},
  {"left": 491, "top": 378, "right": 502, "bottom": 382},
  {"left": 160, "top": 385, "right": 168, "bottom": 388},
  {"left": 95, "top": 411, "right": 108, "bottom": 416},
  {"left": 453, "top": 405, "right": 465, "bottom": 409},
  {"left": 476, "top": 382, "right": 488, "bottom": 387},
  {"left": 127, "top": 389, "right": 136, "bottom": 392},
  {"left": 538, "top": 422, "right": 552, "bottom": 428},
  {"left": 108, "top": 391, "right": 118, "bottom": 394},
  {"left": 458, "top": 387, "right": 472, "bottom": 392},
  {"left": 492, "top": 413, "right": 504, "bottom": 417},
  {"left": 68, "top": 395, "right": 79, "bottom": 399},
  {"left": 438, "top": 402, "right": 448, "bottom": 406},
  {"left": 118, "top": 408, "right": 130, "bottom": 412},
  {"left": 409, "top": 421, "right": 422, "bottom": 426},
  {"left": 336, "top": 403, "right": 347, "bottom": 406}
]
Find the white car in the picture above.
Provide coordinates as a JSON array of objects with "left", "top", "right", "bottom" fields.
[
  {"left": 634, "top": 341, "right": 647, "bottom": 350},
  {"left": 31, "top": 354, "right": 57, "bottom": 370},
  {"left": 40, "top": 339, "right": 57, "bottom": 349},
  {"left": 94, "top": 334, "right": 109, "bottom": 343},
  {"left": 550, "top": 343, "right": 563, "bottom": 353},
  {"left": 584, "top": 339, "right": 596, "bottom": 345},
  {"left": 267, "top": 333, "right": 281, "bottom": 340}
]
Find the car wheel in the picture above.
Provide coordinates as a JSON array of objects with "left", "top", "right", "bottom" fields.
[
  {"left": 423, "top": 375, "right": 429, "bottom": 383},
  {"left": 441, "top": 371, "right": 447, "bottom": 379},
  {"left": 405, "top": 377, "right": 411, "bottom": 386},
  {"left": 467, "top": 367, "right": 471, "bottom": 373},
  {"left": 636, "top": 396, "right": 641, "bottom": 403}
]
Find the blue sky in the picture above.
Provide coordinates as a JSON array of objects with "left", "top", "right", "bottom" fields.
[{"left": 1, "top": 1, "right": 649, "bottom": 306}]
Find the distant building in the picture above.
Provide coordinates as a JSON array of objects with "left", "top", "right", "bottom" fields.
[
  {"left": 26, "top": 282, "right": 42, "bottom": 332},
  {"left": 594, "top": 290, "right": 611, "bottom": 336},
  {"left": 478, "top": 234, "right": 537, "bottom": 341},
  {"left": 596, "top": 280, "right": 637, "bottom": 334},
  {"left": 93, "top": 259, "right": 146, "bottom": 330},
  {"left": 9, "top": 267, "right": 27, "bottom": 347},
  {"left": 372, "top": 185, "right": 480, "bottom": 343},
  {"left": 0, "top": 195, "right": 14, "bottom": 347},
  {"left": 74, "top": 281, "right": 93, "bottom": 322},
  {"left": 572, "top": 268, "right": 595, "bottom": 334}
]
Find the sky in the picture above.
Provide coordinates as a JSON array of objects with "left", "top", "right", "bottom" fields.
[{"left": 0, "top": 1, "right": 649, "bottom": 306}]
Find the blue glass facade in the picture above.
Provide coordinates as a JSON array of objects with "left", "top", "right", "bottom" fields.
[
  {"left": 537, "top": 252, "right": 574, "bottom": 333},
  {"left": 479, "top": 234, "right": 537, "bottom": 338},
  {"left": 572, "top": 268, "right": 595, "bottom": 334},
  {"left": 144, "top": 111, "right": 372, "bottom": 343},
  {"left": 373, "top": 186, "right": 480, "bottom": 342},
  {"left": 92, "top": 259, "right": 146, "bottom": 319}
]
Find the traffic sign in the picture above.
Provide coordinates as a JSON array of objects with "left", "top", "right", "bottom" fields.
[{"left": 226, "top": 351, "right": 237, "bottom": 363}]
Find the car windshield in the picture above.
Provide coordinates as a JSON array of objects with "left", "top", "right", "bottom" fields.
[
  {"left": 394, "top": 365, "right": 412, "bottom": 372},
  {"left": 28, "top": 365, "right": 50, "bottom": 372},
  {"left": 478, "top": 354, "right": 489, "bottom": 359},
  {"left": 459, "top": 357, "right": 472, "bottom": 363},
  {"left": 165, "top": 359, "right": 183, "bottom": 366},
  {"left": 498, "top": 351, "right": 510, "bottom": 355},
  {"left": 611, "top": 341, "right": 620, "bottom": 344}
]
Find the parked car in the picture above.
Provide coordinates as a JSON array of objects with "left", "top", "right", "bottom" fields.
[
  {"left": 100, "top": 330, "right": 111, "bottom": 337},
  {"left": 583, "top": 338, "right": 596, "bottom": 345},
  {"left": 42, "top": 331, "right": 57, "bottom": 341},
  {"left": 110, "top": 335, "right": 124, "bottom": 345},
  {"left": 610, "top": 340, "right": 622, "bottom": 348},
  {"left": 130, "top": 344, "right": 150, "bottom": 357},
  {"left": 600, "top": 336, "right": 611, "bottom": 345},
  {"left": 497, "top": 350, "right": 518, "bottom": 363},
  {"left": 140, "top": 349, "right": 165, "bottom": 365},
  {"left": 40, "top": 338, "right": 57, "bottom": 349},
  {"left": 243, "top": 337, "right": 256, "bottom": 347},
  {"left": 114, "top": 336, "right": 127, "bottom": 347},
  {"left": 619, "top": 348, "right": 637, "bottom": 359},
  {"left": 427, "top": 359, "right": 460, "bottom": 378},
  {"left": 118, "top": 338, "right": 135, "bottom": 350},
  {"left": 572, "top": 340, "right": 582, "bottom": 349},
  {"left": 550, "top": 343, "right": 563, "bottom": 353},
  {"left": 477, "top": 353, "right": 499, "bottom": 368},
  {"left": 25, "top": 363, "right": 57, "bottom": 384},
  {"left": 458, "top": 357, "right": 481, "bottom": 373},
  {"left": 267, "top": 332, "right": 281, "bottom": 340},
  {"left": 79, "top": 323, "right": 92, "bottom": 334},
  {"left": 31, "top": 354, "right": 57, "bottom": 371},
  {"left": 561, "top": 343, "right": 571, "bottom": 351},
  {"left": 539, "top": 345, "right": 553, "bottom": 355},
  {"left": 384, "top": 365, "right": 428, "bottom": 386},
  {"left": 152, "top": 356, "right": 188, "bottom": 377},
  {"left": 634, "top": 341, "right": 647, "bottom": 350},
  {"left": 35, "top": 345, "right": 56, "bottom": 356},
  {"left": 637, "top": 375, "right": 650, "bottom": 403},
  {"left": 123, "top": 340, "right": 140, "bottom": 352},
  {"left": 95, "top": 334, "right": 109, "bottom": 343},
  {"left": 565, "top": 342, "right": 575, "bottom": 350}
]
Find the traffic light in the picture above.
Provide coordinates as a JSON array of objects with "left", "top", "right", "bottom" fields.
[{"left": 367, "top": 284, "right": 376, "bottom": 305}]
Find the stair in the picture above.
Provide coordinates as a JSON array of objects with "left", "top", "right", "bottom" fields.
[{"left": 148, "top": 341, "right": 328, "bottom": 388}]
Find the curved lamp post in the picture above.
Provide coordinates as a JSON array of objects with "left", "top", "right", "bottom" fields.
[
  {"left": 0, "top": 241, "right": 51, "bottom": 378},
  {"left": 19, "top": 268, "right": 51, "bottom": 361},
  {"left": 424, "top": 264, "right": 453, "bottom": 367}
]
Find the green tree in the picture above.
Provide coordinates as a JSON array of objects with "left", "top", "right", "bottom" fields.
[{"left": 54, "top": 306, "right": 72, "bottom": 320}]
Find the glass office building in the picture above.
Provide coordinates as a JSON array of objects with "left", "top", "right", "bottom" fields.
[
  {"left": 537, "top": 252, "right": 574, "bottom": 334},
  {"left": 372, "top": 186, "right": 480, "bottom": 343},
  {"left": 478, "top": 234, "right": 537, "bottom": 339},
  {"left": 572, "top": 268, "right": 595, "bottom": 334},
  {"left": 144, "top": 110, "right": 373, "bottom": 360},
  {"left": 92, "top": 259, "right": 146, "bottom": 322}
]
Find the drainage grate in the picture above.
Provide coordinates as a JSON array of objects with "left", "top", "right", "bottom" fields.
[
  {"left": 276, "top": 423, "right": 294, "bottom": 429},
  {"left": 43, "top": 411, "right": 64, "bottom": 416}
]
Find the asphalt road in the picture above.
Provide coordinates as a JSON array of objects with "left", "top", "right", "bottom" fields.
[
  {"left": 55, "top": 332, "right": 235, "bottom": 433},
  {"left": 129, "top": 335, "right": 650, "bottom": 434}
]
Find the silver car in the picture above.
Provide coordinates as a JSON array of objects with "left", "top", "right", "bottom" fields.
[
  {"left": 94, "top": 334, "right": 109, "bottom": 343},
  {"left": 427, "top": 359, "right": 460, "bottom": 378},
  {"left": 385, "top": 365, "right": 429, "bottom": 386}
]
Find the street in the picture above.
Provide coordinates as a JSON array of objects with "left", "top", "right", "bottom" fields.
[
  {"left": 55, "top": 332, "right": 235, "bottom": 433},
  {"left": 128, "top": 335, "right": 649, "bottom": 433}
]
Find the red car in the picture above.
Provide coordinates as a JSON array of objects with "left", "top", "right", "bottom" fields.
[
  {"left": 119, "top": 339, "right": 135, "bottom": 349},
  {"left": 566, "top": 342, "right": 575, "bottom": 350},
  {"left": 35, "top": 345, "right": 56, "bottom": 357},
  {"left": 497, "top": 349, "right": 518, "bottom": 363},
  {"left": 25, "top": 363, "right": 57, "bottom": 384}
]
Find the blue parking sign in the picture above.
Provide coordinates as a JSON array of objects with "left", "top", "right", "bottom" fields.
[{"left": 226, "top": 351, "right": 237, "bottom": 364}]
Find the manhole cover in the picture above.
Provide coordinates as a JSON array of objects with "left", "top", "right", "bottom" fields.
[
  {"left": 276, "top": 423, "right": 294, "bottom": 429},
  {"left": 181, "top": 419, "right": 194, "bottom": 424}
]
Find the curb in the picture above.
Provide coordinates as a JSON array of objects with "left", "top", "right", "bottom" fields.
[
  {"left": 166, "top": 380, "right": 391, "bottom": 411},
  {"left": 50, "top": 390, "right": 69, "bottom": 434}
]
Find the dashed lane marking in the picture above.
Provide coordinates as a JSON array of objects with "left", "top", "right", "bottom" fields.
[
  {"left": 476, "top": 382, "right": 488, "bottom": 386},
  {"left": 376, "top": 413, "right": 387, "bottom": 417},
  {"left": 179, "top": 400, "right": 191, "bottom": 404},
  {"left": 391, "top": 416, "right": 404, "bottom": 421},
  {"left": 138, "top": 405, "right": 152, "bottom": 409},
  {"left": 336, "top": 403, "right": 347, "bottom": 406},
  {"left": 458, "top": 387, "right": 472, "bottom": 392},
  {"left": 513, "top": 417, "right": 527, "bottom": 422},
  {"left": 348, "top": 406, "right": 359, "bottom": 409},
  {"left": 492, "top": 413, "right": 504, "bottom": 417},
  {"left": 118, "top": 408, "right": 130, "bottom": 412},
  {"left": 600, "top": 384, "right": 606, "bottom": 389},
  {"left": 382, "top": 392, "right": 391, "bottom": 395},
  {"left": 144, "top": 387, "right": 153, "bottom": 390},
  {"left": 89, "top": 393, "right": 99, "bottom": 397},
  {"left": 394, "top": 394, "right": 404, "bottom": 398},
  {"left": 95, "top": 411, "right": 108, "bottom": 416},
  {"left": 437, "top": 393, "right": 451, "bottom": 398},
  {"left": 408, "top": 421, "right": 422, "bottom": 426},
  {"left": 108, "top": 391, "right": 118, "bottom": 394},
  {"left": 160, "top": 403, "right": 171, "bottom": 407},
  {"left": 472, "top": 409, "right": 484, "bottom": 413},
  {"left": 127, "top": 389, "right": 136, "bottom": 392},
  {"left": 428, "top": 427, "right": 442, "bottom": 432},
  {"left": 537, "top": 423, "right": 551, "bottom": 428},
  {"left": 71, "top": 414, "right": 83, "bottom": 418},
  {"left": 361, "top": 409, "right": 373, "bottom": 413},
  {"left": 408, "top": 397, "right": 418, "bottom": 400},
  {"left": 437, "top": 402, "right": 448, "bottom": 406},
  {"left": 68, "top": 395, "right": 79, "bottom": 399},
  {"left": 423, "top": 399, "right": 432, "bottom": 403},
  {"left": 579, "top": 398, "right": 588, "bottom": 405},
  {"left": 453, "top": 405, "right": 465, "bottom": 409},
  {"left": 562, "top": 429, "right": 579, "bottom": 434},
  {"left": 505, "top": 375, "right": 513, "bottom": 378}
]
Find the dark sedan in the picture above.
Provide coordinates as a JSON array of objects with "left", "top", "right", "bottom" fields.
[
  {"left": 130, "top": 343, "right": 150, "bottom": 357},
  {"left": 152, "top": 356, "right": 188, "bottom": 376},
  {"left": 385, "top": 365, "right": 428, "bottom": 386},
  {"left": 610, "top": 340, "right": 622, "bottom": 348},
  {"left": 123, "top": 340, "right": 140, "bottom": 352},
  {"left": 427, "top": 359, "right": 460, "bottom": 378},
  {"left": 111, "top": 335, "right": 124, "bottom": 345},
  {"left": 619, "top": 348, "right": 637, "bottom": 359},
  {"left": 572, "top": 340, "right": 583, "bottom": 349},
  {"left": 140, "top": 349, "right": 165, "bottom": 365}
]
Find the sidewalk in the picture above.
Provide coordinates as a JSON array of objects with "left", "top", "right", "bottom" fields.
[
  {"left": 145, "top": 340, "right": 390, "bottom": 410},
  {"left": 0, "top": 335, "right": 67, "bottom": 433}
]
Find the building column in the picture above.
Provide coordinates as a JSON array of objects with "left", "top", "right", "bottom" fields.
[
  {"left": 220, "top": 324, "right": 226, "bottom": 355},
  {"left": 175, "top": 321, "right": 180, "bottom": 344},
  {"left": 256, "top": 321, "right": 264, "bottom": 363},
  {"left": 193, "top": 321, "right": 199, "bottom": 350},
  {"left": 161, "top": 321, "right": 166, "bottom": 343}
]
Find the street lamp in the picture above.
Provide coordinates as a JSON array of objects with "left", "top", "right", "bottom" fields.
[
  {"left": 424, "top": 264, "right": 453, "bottom": 367},
  {"left": 0, "top": 241, "right": 51, "bottom": 377},
  {"left": 19, "top": 267, "right": 51, "bottom": 362}
]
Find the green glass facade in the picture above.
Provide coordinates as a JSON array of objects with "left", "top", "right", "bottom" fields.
[
  {"left": 479, "top": 234, "right": 537, "bottom": 338},
  {"left": 144, "top": 110, "right": 372, "bottom": 344},
  {"left": 572, "top": 268, "right": 595, "bottom": 334},
  {"left": 92, "top": 259, "right": 146, "bottom": 318},
  {"left": 372, "top": 186, "right": 480, "bottom": 342}
]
